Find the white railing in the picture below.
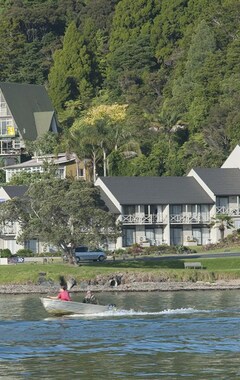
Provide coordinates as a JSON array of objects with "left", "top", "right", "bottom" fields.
[
  {"left": 121, "top": 214, "right": 163, "bottom": 224},
  {"left": 0, "top": 224, "right": 17, "bottom": 235},
  {"left": 170, "top": 214, "right": 210, "bottom": 224},
  {"left": 216, "top": 206, "right": 240, "bottom": 216}
]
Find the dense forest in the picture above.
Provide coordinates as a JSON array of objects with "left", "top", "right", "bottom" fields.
[{"left": 1, "top": 0, "right": 240, "bottom": 178}]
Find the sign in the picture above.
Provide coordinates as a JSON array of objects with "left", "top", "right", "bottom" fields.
[{"left": 7, "top": 256, "right": 24, "bottom": 264}]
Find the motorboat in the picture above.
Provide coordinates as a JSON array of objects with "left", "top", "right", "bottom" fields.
[{"left": 40, "top": 297, "right": 114, "bottom": 316}]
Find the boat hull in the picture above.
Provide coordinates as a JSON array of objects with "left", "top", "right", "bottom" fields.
[{"left": 40, "top": 297, "right": 111, "bottom": 316}]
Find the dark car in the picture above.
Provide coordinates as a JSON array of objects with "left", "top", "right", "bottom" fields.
[{"left": 74, "top": 246, "right": 107, "bottom": 263}]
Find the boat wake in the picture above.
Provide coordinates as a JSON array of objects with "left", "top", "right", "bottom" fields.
[{"left": 68, "top": 307, "right": 205, "bottom": 318}]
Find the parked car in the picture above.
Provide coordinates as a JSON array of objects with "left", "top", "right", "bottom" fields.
[{"left": 74, "top": 246, "right": 107, "bottom": 263}]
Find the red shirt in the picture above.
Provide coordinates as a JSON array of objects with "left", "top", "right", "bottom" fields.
[{"left": 57, "top": 290, "right": 71, "bottom": 301}]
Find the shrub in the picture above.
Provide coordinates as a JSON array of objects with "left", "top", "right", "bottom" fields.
[
  {"left": 126, "top": 243, "right": 143, "bottom": 255},
  {"left": 175, "top": 245, "right": 195, "bottom": 254},
  {"left": 113, "top": 248, "right": 125, "bottom": 255},
  {"left": 144, "top": 246, "right": 161, "bottom": 255},
  {"left": 38, "top": 251, "right": 62, "bottom": 257},
  {"left": 16, "top": 248, "right": 34, "bottom": 257},
  {"left": 0, "top": 248, "right": 12, "bottom": 258}
]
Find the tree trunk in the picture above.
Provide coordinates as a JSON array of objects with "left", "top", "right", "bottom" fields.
[
  {"left": 93, "top": 151, "right": 97, "bottom": 182},
  {"left": 219, "top": 227, "right": 225, "bottom": 241},
  {"left": 103, "top": 148, "right": 107, "bottom": 177}
]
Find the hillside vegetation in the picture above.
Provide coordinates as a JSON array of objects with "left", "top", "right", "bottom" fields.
[{"left": 1, "top": 0, "right": 240, "bottom": 176}]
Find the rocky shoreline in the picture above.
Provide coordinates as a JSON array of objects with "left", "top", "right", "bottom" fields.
[{"left": 0, "top": 279, "right": 240, "bottom": 294}]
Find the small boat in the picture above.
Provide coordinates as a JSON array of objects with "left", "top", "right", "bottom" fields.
[{"left": 40, "top": 297, "right": 114, "bottom": 316}]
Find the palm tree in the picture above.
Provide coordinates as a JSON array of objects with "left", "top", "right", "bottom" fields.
[{"left": 211, "top": 214, "right": 234, "bottom": 241}]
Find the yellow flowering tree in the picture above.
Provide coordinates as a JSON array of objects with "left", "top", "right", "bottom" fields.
[{"left": 70, "top": 103, "right": 128, "bottom": 181}]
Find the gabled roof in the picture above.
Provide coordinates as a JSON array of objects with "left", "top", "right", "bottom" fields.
[
  {"left": 192, "top": 168, "right": 240, "bottom": 195},
  {"left": 0, "top": 82, "right": 58, "bottom": 140},
  {"left": 34, "top": 111, "right": 55, "bottom": 137},
  {"left": 97, "top": 176, "right": 213, "bottom": 205},
  {"left": 1, "top": 185, "right": 28, "bottom": 198}
]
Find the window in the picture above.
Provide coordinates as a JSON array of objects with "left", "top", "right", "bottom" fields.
[
  {"left": 123, "top": 228, "right": 136, "bottom": 246},
  {"left": 123, "top": 205, "right": 135, "bottom": 214},
  {"left": 25, "top": 239, "right": 39, "bottom": 254},
  {"left": 170, "top": 227, "right": 183, "bottom": 245},
  {"left": 192, "top": 227, "right": 210, "bottom": 245},
  {"left": 0, "top": 92, "right": 10, "bottom": 116},
  {"left": 170, "top": 205, "right": 182, "bottom": 214},
  {"left": 0, "top": 118, "right": 15, "bottom": 135},
  {"left": 145, "top": 227, "right": 163, "bottom": 245}
]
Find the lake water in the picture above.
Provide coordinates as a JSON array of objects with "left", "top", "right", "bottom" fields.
[{"left": 0, "top": 290, "right": 239, "bottom": 379}]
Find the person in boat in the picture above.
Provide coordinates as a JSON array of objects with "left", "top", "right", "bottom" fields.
[
  {"left": 83, "top": 290, "right": 98, "bottom": 304},
  {"left": 48, "top": 285, "right": 71, "bottom": 301}
]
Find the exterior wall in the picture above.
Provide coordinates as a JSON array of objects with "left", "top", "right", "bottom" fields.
[
  {"left": 0, "top": 90, "right": 21, "bottom": 156},
  {"left": 5, "top": 157, "right": 90, "bottom": 182},
  {"left": 221, "top": 145, "right": 240, "bottom": 168},
  {"left": 5, "top": 166, "right": 44, "bottom": 182},
  {"left": 65, "top": 161, "right": 86, "bottom": 179},
  {"left": 95, "top": 178, "right": 121, "bottom": 211},
  {"left": 0, "top": 188, "right": 9, "bottom": 202},
  {"left": 0, "top": 236, "right": 24, "bottom": 254}
]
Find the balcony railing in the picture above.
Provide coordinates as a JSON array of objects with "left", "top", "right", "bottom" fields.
[
  {"left": 0, "top": 224, "right": 16, "bottom": 235},
  {"left": 121, "top": 214, "right": 164, "bottom": 225},
  {"left": 216, "top": 206, "right": 240, "bottom": 216},
  {"left": 170, "top": 214, "right": 210, "bottom": 224}
]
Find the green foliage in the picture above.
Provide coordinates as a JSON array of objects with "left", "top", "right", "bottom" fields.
[
  {"left": 25, "top": 132, "right": 60, "bottom": 156},
  {"left": 1, "top": 0, "right": 240, "bottom": 173},
  {"left": 211, "top": 214, "right": 234, "bottom": 241},
  {"left": 8, "top": 172, "right": 42, "bottom": 185},
  {"left": 0, "top": 248, "right": 11, "bottom": 258},
  {"left": 16, "top": 249, "right": 33, "bottom": 257},
  {"left": 48, "top": 21, "right": 93, "bottom": 111},
  {"left": 0, "top": 177, "right": 120, "bottom": 263}
]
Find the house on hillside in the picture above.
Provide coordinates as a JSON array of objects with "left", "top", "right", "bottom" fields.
[
  {"left": 0, "top": 82, "right": 59, "bottom": 166},
  {"left": 3, "top": 153, "right": 91, "bottom": 182}
]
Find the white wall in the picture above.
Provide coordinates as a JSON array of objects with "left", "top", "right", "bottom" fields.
[{"left": 221, "top": 145, "right": 240, "bottom": 168}]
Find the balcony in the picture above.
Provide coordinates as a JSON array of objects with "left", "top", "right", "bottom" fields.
[
  {"left": 216, "top": 206, "right": 240, "bottom": 216},
  {"left": 121, "top": 214, "right": 164, "bottom": 225},
  {"left": 170, "top": 214, "right": 210, "bottom": 224},
  {"left": 0, "top": 224, "right": 17, "bottom": 235}
]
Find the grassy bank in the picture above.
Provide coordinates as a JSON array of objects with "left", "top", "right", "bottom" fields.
[{"left": 0, "top": 256, "right": 239, "bottom": 285}]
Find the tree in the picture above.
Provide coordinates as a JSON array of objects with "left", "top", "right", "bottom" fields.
[
  {"left": 0, "top": 178, "right": 119, "bottom": 263},
  {"left": 24, "top": 132, "right": 60, "bottom": 156},
  {"left": 70, "top": 103, "right": 128, "bottom": 180},
  {"left": 48, "top": 21, "right": 93, "bottom": 112},
  {"left": 211, "top": 214, "right": 234, "bottom": 241}
]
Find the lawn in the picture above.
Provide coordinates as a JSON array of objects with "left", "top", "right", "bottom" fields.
[{"left": 0, "top": 256, "right": 240, "bottom": 285}]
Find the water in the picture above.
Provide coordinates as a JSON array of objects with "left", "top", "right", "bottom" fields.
[{"left": 0, "top": 290, "right": 239, "bottom": 379}]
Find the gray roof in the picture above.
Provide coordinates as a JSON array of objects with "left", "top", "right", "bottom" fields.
[
  {"left": 193, "top": 168, "right": 240, "bottom": 195},
  {"left": 98, "top": 176, "right": 214, "bottom": 205},
  {"left": 2, "top": 185, "right": 28, "bottom": 198},
  {"left": 0, "top": 82, "right": 58, "bottom": 140},
  {"left": 3, "top": 154, "right": 75, "bottom": 170}
]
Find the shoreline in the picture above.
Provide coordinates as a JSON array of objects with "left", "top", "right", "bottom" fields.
[{"left": 0, "top": 279, "right": 240, "bottom": 294}]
